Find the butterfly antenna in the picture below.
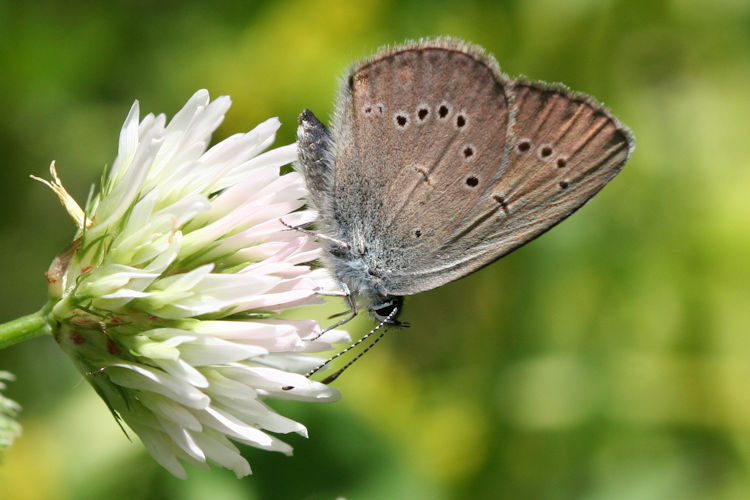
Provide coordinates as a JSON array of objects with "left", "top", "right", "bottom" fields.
[
  {"left": 306, "top": 305, "right": 399, "bottom": 382},
  {"left": 320, "top": 328, "right": 388, "bottom": 385}
]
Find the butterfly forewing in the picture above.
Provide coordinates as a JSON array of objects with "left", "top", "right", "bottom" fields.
[{"left": 331, "top": 42, "right": 513, "bottom": 283}]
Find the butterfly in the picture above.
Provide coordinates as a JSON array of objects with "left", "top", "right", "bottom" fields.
[{"left": 294, "top": 38, "right": 634, "bottom": 337}]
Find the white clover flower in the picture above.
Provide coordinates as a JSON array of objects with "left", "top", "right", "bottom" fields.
[{"left": 35, "top": 90, "right": 348, "bottom": 478}]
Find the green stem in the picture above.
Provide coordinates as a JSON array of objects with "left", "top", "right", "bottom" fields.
[{"left": 0, "top": 304, "right": 54, "bottom": 349}]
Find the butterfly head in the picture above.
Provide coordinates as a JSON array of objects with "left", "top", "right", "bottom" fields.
[{"left": 369, "top": 295, "right": 408, "bottom": 327}]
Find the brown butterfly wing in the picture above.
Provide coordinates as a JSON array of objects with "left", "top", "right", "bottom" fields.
[
  {"left": 385, "top": 79, "right": 633, "bottom": 295},
  {"left": 329, "top": 41, "right": 513, "bottom": 278},
  {"left": 328, "top": 40, "right": 634, "bottom": 296}
]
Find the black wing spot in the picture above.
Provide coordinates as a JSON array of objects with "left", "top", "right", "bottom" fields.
[
  {"left": 438, "top": 104, "right": 450, "bottom": 118},
  {"left": 466, "top": 176, "right": 479, "bottom": 187},
  {"left": 456, "top": 115, "right": 466, "bottom": 128},
  {"left": 517, "top": 139, "right": 532, "bottom": 153},
  {"left": 418, "top": 108, "right": 429, "bottom": 120},
  {"left": 540, "top": 145, "right": 553, "bottom": 158},
  {"left": 414, "top": 229, "right": 422, "bottom": 238},
  {"left": 556, "top": 157, "right": 568, "bottom": 168},
  {"left": 396, "top": 114, "right": 408, "bottom": 127},
  {"left": 463, "top": 146, "right": 474, "bottom": 158},
  {"left": 377, "top": 104, "right": 384, "bottom": 114},
  {"left": 559, "top": 180, "right": 569, "bottom": 189}
]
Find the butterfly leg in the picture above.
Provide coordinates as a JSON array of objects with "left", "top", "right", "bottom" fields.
[
  {"left": 308, "top": 283, "right": 359, "bottom": 341},
  {"left": 315, "top": 288, "right": 356, "bottom": 318},
  {"left": 327, "top": 309, "right": 353, "bottom": 320},
  {"left": 279, "top": 218, "right": 351, "bottom": 250}
]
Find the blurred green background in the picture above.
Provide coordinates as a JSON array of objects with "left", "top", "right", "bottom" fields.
[{"left": 1, "top": 0, "right": 749, "bottom": 498}]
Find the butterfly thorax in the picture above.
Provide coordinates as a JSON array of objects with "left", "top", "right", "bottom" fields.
[
  {"left": 319, "top": 233, "right": 403, "bottom": 324},
  {"left": 296, "top": 109, "right": 406, "bottom": 323}
]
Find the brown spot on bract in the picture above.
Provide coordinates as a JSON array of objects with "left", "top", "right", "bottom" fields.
[
  {"left": 107, "top": 338, "right": 122, "bottom": 356},
  {"left": 70, "top": 331, "right": 85, "bottom": 345}
]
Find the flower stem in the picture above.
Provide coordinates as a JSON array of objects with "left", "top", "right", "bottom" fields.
[{"left": 0, "top": 304, "right": 54, "bottom": 349}]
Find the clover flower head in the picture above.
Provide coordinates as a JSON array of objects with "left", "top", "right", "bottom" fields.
[{"left": 38, "top": 90, "right": 347, "bottom": 478}]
